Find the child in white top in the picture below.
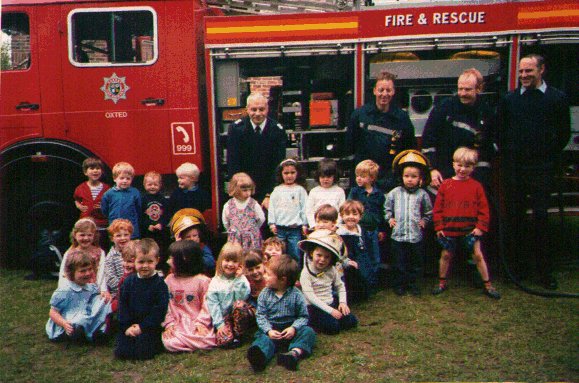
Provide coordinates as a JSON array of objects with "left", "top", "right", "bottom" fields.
[
  {"left": 206, "top": 242, "right": 251, "bottom": 347},
  {"left": 299, "top": 230, "right": 358, "bottom": 335},
  {"left": 58, "top": 218, "right": 108, "bottom": 300},
  {"left": 268, "top": 159, "right": 308, "bottom": 263},
  {"left": 305, "top": 158, "right": 345, "bottom": 229},
  {"left": 222, "top": 172, "right": 265, "bottom": 250}
]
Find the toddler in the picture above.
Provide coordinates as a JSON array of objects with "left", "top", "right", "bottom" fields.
[
  {"left": 115, "top": 239, "right": 169, "bottom": 360},
  {"left": 385, "top": 150, "right": 433, "bottom": 296},
  {"left": 104, "top": 219, "right": 133, "bottom": 299},
  {"left": 337, "top": 200, "right": 373, "bottom": 300},
  {"left": 432, "top": 147, "right": 500, "bottom": 299},
  {"left": 243, "top": 249, "right": 266, "bottom": 316},
  {"left": 170, "top": 208, "right": 216, "bottom": 276},
  {"left": 299, "top": 230, "right": 358, "bottom": 335},
  {"left": 247, "top": 254, "right": 316, "bottom": 372},
  {"left": 110, "top": 241, "right": 136, "bottom": 313},
  {"left": 101, "top": 162, "right": 142, "bottom": 238},
  {"left": 262, "top": 237, "right": 286, "bottom": 261},
  {"left": 348, "top": 159, "right": 386, "bottom": 288},
  {"left": 222, "top": 172, "right": 265, "bottom": 250},
  {"left": 206, "top": 242, "right": 251, "bottom": 348},
  {"left": 162, "top": 240, "right": 217, "bottom": 352},
  {"left": 73, "top": 157, "right": 110, "bottom": 248},
  {"left": 168, "top": 162, "right": 211, "bottom": 217},
  {"left": 141, "top": 171, "right": 169, "bottom": 260},
  {"left": 58, "top": 218, "right": 107, "bottom": 299},
  {"left": 305, "top": 158, "right": 345, "bottom": 230},
  {"left": 268, "top": 159, "right": 308, "bottom": 263},
  {"left": 47, "top": 250, "right": 111, "bottom": 343}
]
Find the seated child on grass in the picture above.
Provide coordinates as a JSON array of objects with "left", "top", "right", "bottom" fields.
[
  {"left": 299, "top": 230, "right": 358, "bottom": 335},
  {"left": 243, "top": 249, "right": 267, "bottom": 318},
  {"left": 247, "top": 254, "right": 316, "bottom": 372},
  {"left": 47, "top": 250, "right": 111, "bottom": 343}
]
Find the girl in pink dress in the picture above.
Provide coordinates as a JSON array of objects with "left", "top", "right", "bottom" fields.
[{"left": 162, "top": 240, "right": 217, "bottom": 352}]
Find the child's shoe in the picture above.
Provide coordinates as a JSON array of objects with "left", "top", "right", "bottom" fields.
[
  {"left": 70, "top": 325, "right": 86, "bottom": 343},
  {"left": 431, "top": 284, "right": 448, "bottom": 295},
  {"left": 483, "top": 286, "right": 501, "bottom": 300},
  {"left": 247, "top": 345, "right": 266, "bottom": 372},
  {"left": 277, "top": 349, "right": 300, "bottom": 371}
]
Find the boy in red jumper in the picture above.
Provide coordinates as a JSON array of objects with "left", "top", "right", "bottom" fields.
[{"left": 432, "top": 147, "right": 500, "bottom": 299}]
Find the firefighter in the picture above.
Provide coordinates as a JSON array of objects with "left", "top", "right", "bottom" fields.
[
  {"left": 421, "top": 68, "right": 497, "bottom": 193},
  {"left": 227, "top": 93, "right": 287, "bottom": 210},
  {"left": 498, "top": 54, "right": 571, "bottom": 290},
  {"left": 346, "top": 70, "right": 417, "bottom": 193}
]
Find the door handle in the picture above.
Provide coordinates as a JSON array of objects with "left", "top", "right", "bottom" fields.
[
  {"left": 141, "top": 97, "right": 165, "bottom": 106},
  {"left": 16, "top": 102, "right": 39, "bottom": 111}
]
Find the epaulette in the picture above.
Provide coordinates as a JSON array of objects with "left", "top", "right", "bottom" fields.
[
  {"left": 276, "top": 123, "right": 284, "bottom": 130},
  {"left": 234, "top": 119, "right": 242, "bottom": 125}
]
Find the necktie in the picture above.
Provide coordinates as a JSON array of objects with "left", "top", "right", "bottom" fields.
[{"left": 255, "top": 125, "right": 260, "bottom": 134}]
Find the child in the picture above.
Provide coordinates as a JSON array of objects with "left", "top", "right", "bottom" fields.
[
  {"left": 268, "top": 159, "right": 308, "bottom": 263},
  {"left": 385, "top": 150, "right": 433, "bottom": 296},
  {"left": 162, "top": 240, "right": 217, "bottom": 352},
  {"left": 104, "top": 219, "right": 133, "bottom": 299},
  {"left": 170, "top": 208, "right": 216, "bottom": 276},
  {"left": 168, "top": 162, "right": 211, "bottom": 218},
  {"left": 305, "top": 158, "right": 346, "bottom": 230},
  {"left": 206, "top": 242, "right": 251, "bottom": 348},
  {"left": 141, "top": 171, "right": 169, "bottom": 261},
  {"left": 243, "top": 249, "right": 266, "bottom": 316},
  {"left": 337, "top": 200, "right": 373, "bottom": 300},
  {"left": 299, "top": 230, "right": 358, "bottom": 335},
  {"left": 58, "top": 218, "right": 107, "bottom": 299},
  {"left": 115, "top": 239, "right": 170, "bottom": 360},
  {"left": 262, "top": 237, "right": 286, "bottom": 262},
  {"left": 432, "top": 147, "right": 500, "bottom": 299},
  {"left": 73, "top": 157, "right": 110, "bottom": 248},
  {"left": 110, "top": 241, "right": 136, "bottom": 313},
  {"left": 47, "top": 250, "right": 112, "bottom": 343},
  {"left": 313, "top": 204, "right": 339, "bottom": 232},
  {"left": 348, "top": 159, "right": 386, "bottom": 289},
  {"left": 222, "top": 172, "right": 265, "bottom": 250},
  {"left": 246, "top": 254, "right": 316, "bottom": 372},
  {"left": 101, "top": 162, "right": 142, "bottom": 239}
]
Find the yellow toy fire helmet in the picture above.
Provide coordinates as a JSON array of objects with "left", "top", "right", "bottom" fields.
[
  {"left": 169, "top": 208, "right": 206, "bottom": 240},
  {"left": 392, "top": 149, "right": 431, "bottom": 185},
  {"left": 298, "top": 229, "right": 347, "bottom": 265}
]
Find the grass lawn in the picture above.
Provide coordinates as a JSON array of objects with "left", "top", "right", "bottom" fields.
[{"left": 0, "top": 268, "right": 577, "bottom": 383}]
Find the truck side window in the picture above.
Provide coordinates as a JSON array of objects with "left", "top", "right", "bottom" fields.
[
  {"left": 69, "top": 8, "right": 156, "bottom": 66},
  {"left": 1, "top": 13, "right": 31, "bottom": 71}
]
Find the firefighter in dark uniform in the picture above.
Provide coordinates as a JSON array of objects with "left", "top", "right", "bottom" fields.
[
  {"left": 421, "top": 68, "right": 497, "bottom": 192},
  {"left": 499, "top": 54, "right": 570, "bottom": 290},
  {"left": 227, "top": 93, "right": 287, "bottom": 209},
  {"left": 347, "top": 70, "right": 417, "bottom": 193}
]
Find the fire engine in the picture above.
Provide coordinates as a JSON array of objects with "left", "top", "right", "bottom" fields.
[{"left": 1, "top": 0, "right": 577, "bottom": 268}]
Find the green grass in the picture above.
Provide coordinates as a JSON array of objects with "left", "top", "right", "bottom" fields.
[{"left": 1, "top": 269, "right": 577, "bottom": 383}]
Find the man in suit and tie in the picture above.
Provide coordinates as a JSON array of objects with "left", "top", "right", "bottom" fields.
[{"left": 227, "top": 93, "right": 287, "bottom": 209}]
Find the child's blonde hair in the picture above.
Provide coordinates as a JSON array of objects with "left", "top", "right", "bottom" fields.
[
  {"left": 121, "top": 241, "right": 137, "bottom": 262},
  {"left": 355, "top": 159, "right": 379, "bottom": 181},
  {"left": 262, "top": 237, "right": 286, "bottom": 255},
  {"left": 176, "top": 162, "right": 200, "bottom": 178},
  {"left": 266, "top": 254, "right": 299, "bottom": 287},
  {"left": 453, "top": 147, "right": 478, "bottom": 165},
  {"left": 70, "top": 218, "right": 99, "bottom": 247},
  {"left": 64, "top": 249, "right": 95, "bottom": 281},
  {"left": 144, "top": 171, "right": 162, "bottom": 186},
  {"left": 112, "top": 162, "right": 135, "bottom": 178},
  {"left": 339, "top": 200, "right": 364, "bottom": 217},
  {"left": 107, "top": 218, "right": 134, "bottom": 238},
  {"left": 228, "top": 172, "right": 255, "bottom": 197},
  {"left": 134, "top": 238, "right": 160, "bottom": 259},
  {"left": 215, "top": 242, "right": 243, "bottom": 276}
]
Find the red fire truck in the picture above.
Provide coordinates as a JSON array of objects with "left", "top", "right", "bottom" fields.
[{"left": 1, "top": 0, "right": 577, "bottom": 268}]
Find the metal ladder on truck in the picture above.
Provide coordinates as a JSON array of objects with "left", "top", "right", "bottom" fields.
[{"left": 204, "top": 0, "right": 356, "bottom": 14}]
